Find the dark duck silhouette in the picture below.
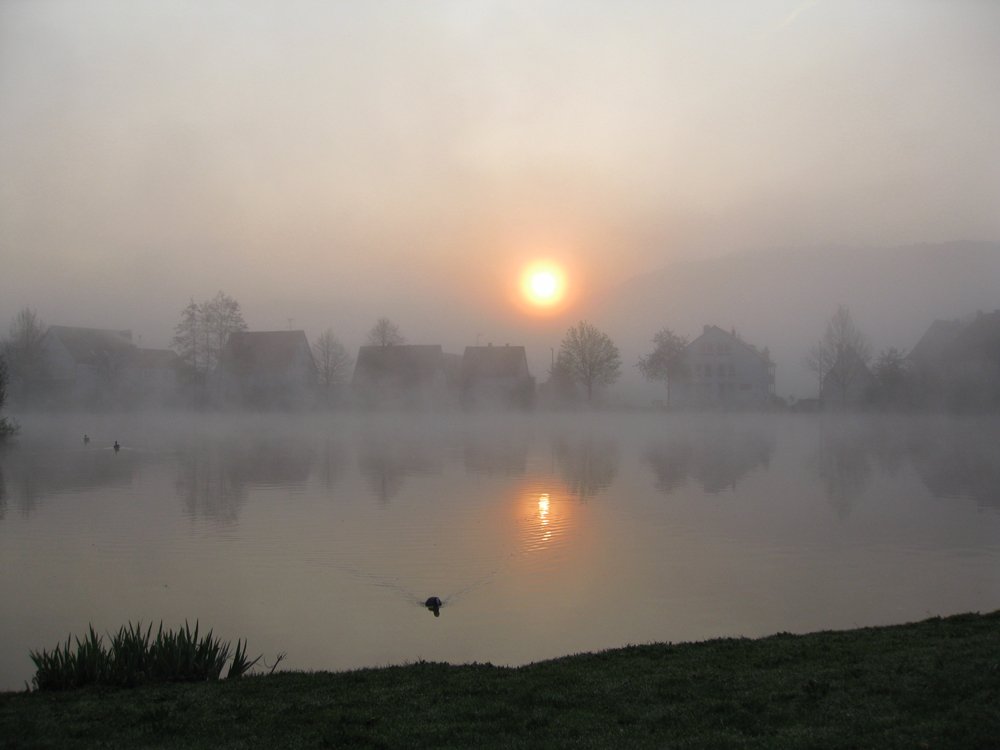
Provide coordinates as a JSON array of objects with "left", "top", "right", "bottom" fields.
[
  {"left": 113, "top": 441, "right": 120, "bottom": 453},
  {"left": 425, "top": 597, "right": 442, "bottom": 617},
  {"left": 83, "top": 435, "right": 89, "bottom": 445}
]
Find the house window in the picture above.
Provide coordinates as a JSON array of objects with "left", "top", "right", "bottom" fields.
[{"left": 705, "top": 344, "right": 714, "bottom": 354}]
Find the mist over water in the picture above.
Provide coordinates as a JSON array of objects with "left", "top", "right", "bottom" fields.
[{"left": 2, "top": 412, "right": 998, "bottom": 691}]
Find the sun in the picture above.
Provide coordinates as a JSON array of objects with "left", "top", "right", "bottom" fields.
[
  {"left": 521, "top": 262, "right": 566, "bottom": 308},
  {"left": 532, "top": 272, "right": 557, "bottom": 299}
]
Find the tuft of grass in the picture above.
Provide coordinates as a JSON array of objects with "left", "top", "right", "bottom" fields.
[
  {"left": 227, "top": 639, "right": 262, "bottom": 680},
  {"left": 27, "top": 621, "right": 262, "bottom": 691}
]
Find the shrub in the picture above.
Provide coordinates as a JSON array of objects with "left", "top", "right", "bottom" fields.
[{"left": 29, "top": 621, "right": 263, "bottom": 691}]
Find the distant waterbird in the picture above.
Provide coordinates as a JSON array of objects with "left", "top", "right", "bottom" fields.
[
  {"left": 83, "top": 435, "right": 89, "bottom": 445},
  {"left": 113, "top": 441, "right": 120, "bottom": 454},
  {"left": 425, "top": 597, "right": 442, "bottom": 617}
]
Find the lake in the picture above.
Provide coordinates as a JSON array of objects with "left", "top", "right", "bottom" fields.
[{"left": 1, "top": 412, "right": 998, "bottom": 691}]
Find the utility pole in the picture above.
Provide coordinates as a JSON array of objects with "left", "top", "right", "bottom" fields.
[
  {"left": 288, "top": 318, "right": 294, "bottom": 330},
  {"left": 476, "top": 333, "right": 483, "bottom": 347}
]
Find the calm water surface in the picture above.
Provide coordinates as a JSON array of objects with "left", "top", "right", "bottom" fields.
[{"left": 2, "top": 413, "right": 999, "bottom": 690}]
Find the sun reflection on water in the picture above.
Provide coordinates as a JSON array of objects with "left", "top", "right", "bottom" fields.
[{"left": 538, "top": 493, "right": 551, "bottom": 542}]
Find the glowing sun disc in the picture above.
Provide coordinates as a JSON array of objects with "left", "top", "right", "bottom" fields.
[
  {"left": 532, "top": 272, "right": 557, "bottom": 299},
  {"left": 521, "top": 263, "right": 566, "bottom": 308}
]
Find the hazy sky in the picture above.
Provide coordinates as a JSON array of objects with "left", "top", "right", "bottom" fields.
[{"left": 2, "top": 1, "right": 998, "bottom": 375}]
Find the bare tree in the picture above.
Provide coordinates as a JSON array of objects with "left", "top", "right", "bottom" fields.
[
  {"left": 202, "top": 292, "right": 248, "bottom": 372},
  {"left": 0, "top": 354, "right": 20, "bottom": 440},
  {"left": 365, "top": 317, "right": 406, "bottom": 347},
  {"left": 171, "top": 300, "right": 203, "bottom": 374},
  {"left": 312, "top": 328, "right": 354, "bottom": 399},
  {"left": 636, "top": 328, "right": 689, "bottom": 406},
  {"left": 171, "top": 292, "right": 248, "bottom": 377},
  {"left": 805, "top": 305, "right": 872, "bottom": 404},
  {"left": 558, "top": 321, "right": 622, "bottom": 402},
  {"left": 2, "top": 306, "right": 49, "bottom": 401}
]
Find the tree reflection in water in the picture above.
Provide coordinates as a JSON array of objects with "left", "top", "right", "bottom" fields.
[
  {"left": 807, "top": 419, "right": 1000, "bottom": 517},
  {"left": 174, "top": 436, "right": 315, "bottom": 524},
  {"left": 645, "top": 430, "right": 775, "bottom": 495},
  {"left": 319, "top": 437, "right": 348, "bottom": 493},
  {"left": 645, "top": 440, "right": 694, "bottom": 493},
  {"left": 356, "top": 437, "right": 443, "bottom": 504},
  {"left": 553, "top": 435, "right": 619, "bottom": 500},
  {"left": 809, "top": 430, "right": 872, "bottom": 520}
]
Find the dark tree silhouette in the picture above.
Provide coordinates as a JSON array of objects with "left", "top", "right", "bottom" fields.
[
  {"left": 2, "top": 306, "right": 49, "bottom": 401},
  {"left": 365, "top": 318, "right": 406, "bottom": 347},
  {"left": 804, "top": 305, "right": 872, "bottom": 404},
  {"left": 0, "top": 354, "right": 20, "bottom": 440},
  {"left": 313, "top": 328, "right": 354, "bottom": 399},
  {"left": 871, "top": 346, "right": 908, "bottom": 407},
  {"left": 171, "top": 292, "right": 248, "bottom": 377},
  {"left": 636, "top": 328, "right": 689, "bottom": 406},
  {"left": 558, "top": 321, "right": 621, "bottom": 402}
]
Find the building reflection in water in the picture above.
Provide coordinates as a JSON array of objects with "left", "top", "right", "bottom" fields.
[
  {"left": 553, "top": 436, "right": 619, "bottom": 500},
  {"left": 0, "top": 444, "right": 141, "bottom": 518},
  {"left": 356, "top": 436, "right": 443, "bottom": 504},
  {"left": 907, "top": 424, "right": 1000, "bottom": 509},
  {"left": 174, "top": 435, "right": 315, "bottom": 524},
  {"left": 645, "top": 429, "right": 775, "bottom": 495},
  {"left": 462, "top": 432, "right": 530, "bottom": 477}
]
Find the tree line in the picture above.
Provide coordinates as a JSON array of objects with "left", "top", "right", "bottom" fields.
[{"left": 2, "top": 295, "right": 994, "bottom": 415}]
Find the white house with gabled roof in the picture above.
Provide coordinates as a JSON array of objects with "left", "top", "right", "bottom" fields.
[{"left": 678, "top": 325, "right": 775, "bottom": 407}]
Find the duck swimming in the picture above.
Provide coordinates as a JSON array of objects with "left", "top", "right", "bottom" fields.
[
  {"left": 425, "top": 597, "right": 442, "bottom": 617},
  {"left": 83, "top": 435, "right": 89, "bottom": 445},
  {"left": 113, "top": 441, "right": 120, "bottom": 453}
]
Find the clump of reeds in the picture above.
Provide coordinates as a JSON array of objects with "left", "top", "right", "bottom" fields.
[{"left": 29, "top": 621, "right": 262, "bottom": 691}]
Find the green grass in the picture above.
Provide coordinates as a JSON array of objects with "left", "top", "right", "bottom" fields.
[{"left": 3, "top": 611, "right": 1000, "bottom": 749}]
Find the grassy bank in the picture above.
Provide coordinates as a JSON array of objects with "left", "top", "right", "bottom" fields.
[{"left": 2, "top": 611, "right": 999, "bottom": 749}]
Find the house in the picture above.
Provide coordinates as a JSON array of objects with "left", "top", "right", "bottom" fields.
[
  {"left": 461, "top": 344, "right": 535, "bottom": 409},
  {"left": 905, "top": 318, "right": 966, "bottom": 368},
  {"left": 351, "top": 345, "right": 455, "bottom": 409},
  {"left": 42, "top": 326, "right": 137, "bottom": 403},
  {"left": 903, "top": 311, "right": 1000, "bottom": 410},
  {"left": 677, "top": 325, "right": 775, "bottom": 407},
  {"left": 215, "top": 330, "right": 318, "bottom": 406},
  {"left": 133, "top": 348, "right": 190, "bottom": 404},
  {"left": 921, "top": 311, "right": 1000, "bottom": 410}
]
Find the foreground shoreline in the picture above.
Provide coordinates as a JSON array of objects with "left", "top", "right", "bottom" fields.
[{"left": 2, "top": 611, "right": 998, "bottom": 749}]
